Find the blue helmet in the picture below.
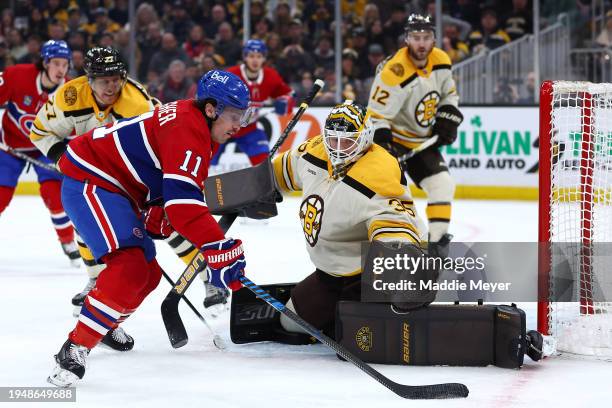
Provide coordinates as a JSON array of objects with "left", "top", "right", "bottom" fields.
[
  {"left": 196, "top": 70, "right": 250, "bottom": 116},
  {"left": 243, "top": 39, "right": 267, "bottom": 57},
  {"left": 41, "top": 40, "right": 72, "bottom": 63}
]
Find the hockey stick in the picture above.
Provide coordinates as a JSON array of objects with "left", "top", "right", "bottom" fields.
[
  {"left": 396, "top": 135, "right": 439, "bottom": 163},
  {"left": 160, "top": 270, "right": 227, "bottom": 349},
  {"left": 0, "top": 142, "right": 61, "bottom": 174},
  {"left": 161, "top": 212, "right": 238, "bottom": 348},
  {"left": 160, "top": 79, "right": 325, "bottom": 348},
  {"left": 239, "top": 276, "right": 469, "bottom": 399}
]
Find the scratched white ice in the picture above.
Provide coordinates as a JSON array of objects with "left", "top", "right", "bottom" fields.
[{"left": 1, "top": 195, "right": 610, "bottom": 408}]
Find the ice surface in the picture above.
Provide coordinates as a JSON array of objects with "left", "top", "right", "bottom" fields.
[{"left": 1, "top": 196, "right": 610, "bottom": 408}]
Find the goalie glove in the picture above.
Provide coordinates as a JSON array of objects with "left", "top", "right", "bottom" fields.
[
  {"left": 432, "top": 105, "right": 463, "bottom": 146},
  {"left": 201, "top": 238, "right": 246, "bottom": 291}
]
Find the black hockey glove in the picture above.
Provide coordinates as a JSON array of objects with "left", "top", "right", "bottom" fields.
[
  {"left": 432, "top": 105, "right": 463, "bottom": 147},
  {"left": 47, "top": 141, "right": 68, "bottom": 164}
]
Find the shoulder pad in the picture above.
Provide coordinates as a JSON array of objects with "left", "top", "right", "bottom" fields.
[
  {"left": 380, "top": 48, "right": 417, "bottom": 87},
  {"left": 429, "top": 48, "right": 452, "bottom": 68},
  {"left": 345, "top": 145, "right": 405, "bottom": 198},
  {"left": 54, "top": 76, "right": 90, "bottom": 111}
]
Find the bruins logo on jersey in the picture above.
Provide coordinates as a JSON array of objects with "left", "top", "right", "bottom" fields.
[
  {"left": 356, "top": 326, "right": 373, "bottom": 352},
  {"left": 414, "top": 91, "right": 440, "bottom": 127},
  {"left": 64, "top": 86, "right": 77, "bottom": 106},
  {"left": 299, "top": 194, "right": 324, "bottom": 247}
]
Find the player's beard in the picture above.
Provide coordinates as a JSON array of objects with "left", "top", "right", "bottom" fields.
[{"left": 408, "top": 43, "right": 433, "bottom": 66}]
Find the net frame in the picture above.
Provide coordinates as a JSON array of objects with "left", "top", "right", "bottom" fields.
[{"left": 538, "top": 80, "right": 612, "bottom": 358}]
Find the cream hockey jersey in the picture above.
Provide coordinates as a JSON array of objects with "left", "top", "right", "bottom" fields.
[
  {"left": 367, "top": 47, "right": 459, "bottom": 149},
  {"left": 272, "top": 136, "right": 425, "bottom": 277},
  {"left": 30, "top": 75, "right": 157, "bottom": 157}
]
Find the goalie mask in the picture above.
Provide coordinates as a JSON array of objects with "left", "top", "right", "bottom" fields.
[{"left": 323, "top": 101, "right": 374, "bottom": 177}]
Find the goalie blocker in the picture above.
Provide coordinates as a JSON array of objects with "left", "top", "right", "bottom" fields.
[
  {"left": 230, "top": 283, "right": 542, "bottom": 368},
  {"left": 204, "top": 159, "right": 281, "bottom": 219}
]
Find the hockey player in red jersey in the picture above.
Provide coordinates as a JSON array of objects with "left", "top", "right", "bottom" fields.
[
  {"left": 0, "top": 40, "right": 79, "bottom": 263},
  {"left": 212, "top": 39, "right": 293, "bottom": 166},
  {"left": 47, "top": 70, "right": 253, "bottom": 387}
]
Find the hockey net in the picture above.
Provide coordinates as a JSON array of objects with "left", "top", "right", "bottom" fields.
[{"left": 538, "top": 80, "right": 612, "bottom": 358}]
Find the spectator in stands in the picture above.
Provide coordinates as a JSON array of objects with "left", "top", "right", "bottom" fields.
[
  {"left": 292, "top": 70, "right": 314, "bottom": 101},
  {"left": 68, "top": 49, "right": 86, "bottom": 78},
  {"left": 184, "top": 25, "right": 207, "bottom": 60},
  {"left": 85, "top": 8, "right": 121, "bottom": 40},
  {"left": 98, "top": 32, "right": 114, "bottom": 48},
  {"left": 383, "top": 4, "right": 408, "bottom": 52},
  {"left": 138, "top": 21, "right": 163, "bottom": 80},
  {"left": 341, "top": 47, "right": 363, "bottom": 100},
  {"left": 467, "top": 8, "right": 510, "bottom": 53},
  {"left": 493, "top": 78, "right": 518, "bottom": 104},
  {"left": 351, "top": 27, "right": 370, "bottom": 78},
  {"left": 253, "top": 18, "right": 273, "bottom": 42},
  {"left": 273, "top": 1, "right": 292, "bottom": 41},
  {"left": 360, "top": 43, "right": 385, "bottom": 98},
  {"left": 1, "top": 10, "right": 14, "bottom": 38},
  {"left": 115, "top": 29, "right": 139, "bottom": 72},
  {"left": 362, "top": 3, "right": 381, "bottom": 28},
  {"left": 166, "top": 0, "right": 194, "bottom": 44},
  {"left": 313, "top": 34, "right": 335, "bottom": 72},
  {"left": 250, "top": 0, "right": 267, "bottom": 26},
  {"left": 426, "top": 1, "right": 472, "bottom": 41},
  {"left": 66, "top": 6, "right": 86, "bottom": 36},
  {"left": 265, "top": 32, "right": 284, "bottom": 66},
  {"left": 154, "top": 59, "right": 197, "bottom": 103},
  {"left": 0, "top": 37, "right": 14, "bottom": 70},
  {"left": 308, "top": 2, "right": 334, "bottom": 40},
  {"left": 504, "top": 0, "right": 533, "bottom": 41},
  {"left": 517, "top": 72, "right": 536, "bottom": 104},
  {"left": 28, "top": 8, "right": 48, "bottom": 39},
  {"left": 277, "top": 44, "right": 315, "bottom": 84},
  {"left": 214, "top": 22, "right": 242, "bottom": 67},
  {"left": 84, "top": 0, "right": 103, "bottom": 22},
  {"left": 47, "top": 18, "right": 66, "bottom": 41},
  {"left": 67, "top": 31, "right": 88, "bottom": 53},
  {"left": 342, "top": 0, "right": 367, "bottom": 23},
  {"left": 443, "top": 24, "right": 470, "bottom": 63},
  {"left": 148, "top": 32, "right": 189, "bottom": 76},
  {"left": 6, "top": 29, "right": 26, "bottom": 61},
  {"left": 134, "top": 3, "right": 159, "bottom": 45},
  {"left": 43, "top": 0, "right": 68, "bottom": 25},
  {"left": 449, "top": 0, "right": 481, "bottom": 29},
  {"left": 595, "top": 10, "right": 612, "bottom": 47},
  {"left": 367, "top": 19, "right": 386, "bottom": 48},
  {"left": 205, "top": 4, "right": 227, "bottom": 39},
  {"left": 17, "top": 34, "right": 42, "bottom": 64},
  {"left": 109, "top": 0, "right": 129, "bottom": 26},
  {"left": 286, "top": 18, "right": 313, "bottom": 50}
]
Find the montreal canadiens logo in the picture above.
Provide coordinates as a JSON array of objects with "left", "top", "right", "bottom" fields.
[
  {"left": 19, "top": 114, "right": 36, "bottom": 136},
  {"left": 299, "top": 194, "right": 324, "bottom": 247},
  {"left": 414, "top": 91, "right": 440, "bottom": 128},
  {"left": 133, "top": 227, "right": 144, "bottom": 239}
]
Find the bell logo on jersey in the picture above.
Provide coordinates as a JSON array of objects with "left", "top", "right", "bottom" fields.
[
  {"left": 300, "top": 195, "right": 324, "bottom": 247},
  {"left": 210, "top": 71, "right": 229, "bottom": 84},
  {"left": 414, "top": 91, "right": 440, "bottom": 128}
]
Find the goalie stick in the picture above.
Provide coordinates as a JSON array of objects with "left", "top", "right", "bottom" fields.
[
  {"left": 239, "top": 276, "right": 469, "bottom": 400},
  {"left": 161, "top": 79, "right": 325, "bottom": 348}
]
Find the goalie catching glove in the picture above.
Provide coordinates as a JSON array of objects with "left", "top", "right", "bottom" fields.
[
  {"left": 201, "top": 238, "right": 246, "bottom": 291},
  {"left": 432, "top": 104, "right": 463, "bottom": 147}
]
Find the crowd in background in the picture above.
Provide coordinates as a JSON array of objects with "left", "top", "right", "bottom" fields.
[{"left": 0, "top": 0, "right": 610, "bottom": 106}]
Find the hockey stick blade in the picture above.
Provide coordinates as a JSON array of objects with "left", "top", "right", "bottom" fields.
[
  {"left": 239, "top": 276, "right": 468, "bottom": 399},
  {"left": 161, "top": 213, "right": 238, "bottom": 348}
]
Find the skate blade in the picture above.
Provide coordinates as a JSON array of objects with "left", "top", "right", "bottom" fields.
[{"left": 47, "top": 366, "right": 80, "bottom": 388}]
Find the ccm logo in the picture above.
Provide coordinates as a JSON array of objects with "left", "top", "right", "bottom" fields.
[{"left": 211, "top": 71, "right": 229, "bottom": 84}]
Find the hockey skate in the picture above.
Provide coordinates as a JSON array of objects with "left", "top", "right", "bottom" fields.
[
  {"left": 61, "top": 241, "right": 81, "bottom": 268},
  {"left": 100, "top": 327, "right": 134, "bottom": 351},
  {"left": 47, "top": 339, "right": 89, "bottom": 388},
  {"left": 71, "top": 278, "right": 97, "bottom": 317},
  {"left": 203, "top": 280, "right": 230, "bottom": 318}
]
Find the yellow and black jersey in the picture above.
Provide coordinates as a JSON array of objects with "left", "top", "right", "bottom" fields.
[
  {"left": 30, "top": 76, "right": 158, "bottom": 157},
  {"left": 272, "top": 135, "right": 425, "bottom": 276},
  {"left": 367, "top": 47, "right": 459, "bottom": 150}
]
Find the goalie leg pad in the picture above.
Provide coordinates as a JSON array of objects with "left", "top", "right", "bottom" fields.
[
  {"left": 230, "top": 283, "right": 316, "bottom": 345},
  {"left": 336, "top": 302, "right": 531, "bottom": 368}
]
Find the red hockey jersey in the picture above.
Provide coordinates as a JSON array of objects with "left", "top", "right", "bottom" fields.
[
  {"left": 226, "top": 64, "right": 292, "bottom": 138},
  {"left": 0, "top": 64, "right": 65, "bottom": 152},
  {"left": 58, "top": 99, "right": 225, "bottom": 247}
]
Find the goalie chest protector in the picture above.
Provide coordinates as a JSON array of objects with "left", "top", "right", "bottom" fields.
[{"left": 336, "top": 302, "right": 527, "bottom": 368}]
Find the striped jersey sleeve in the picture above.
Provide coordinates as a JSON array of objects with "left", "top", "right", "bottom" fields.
[{"left": 271, "top": 139, "right": 315, "bottom": 192}]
